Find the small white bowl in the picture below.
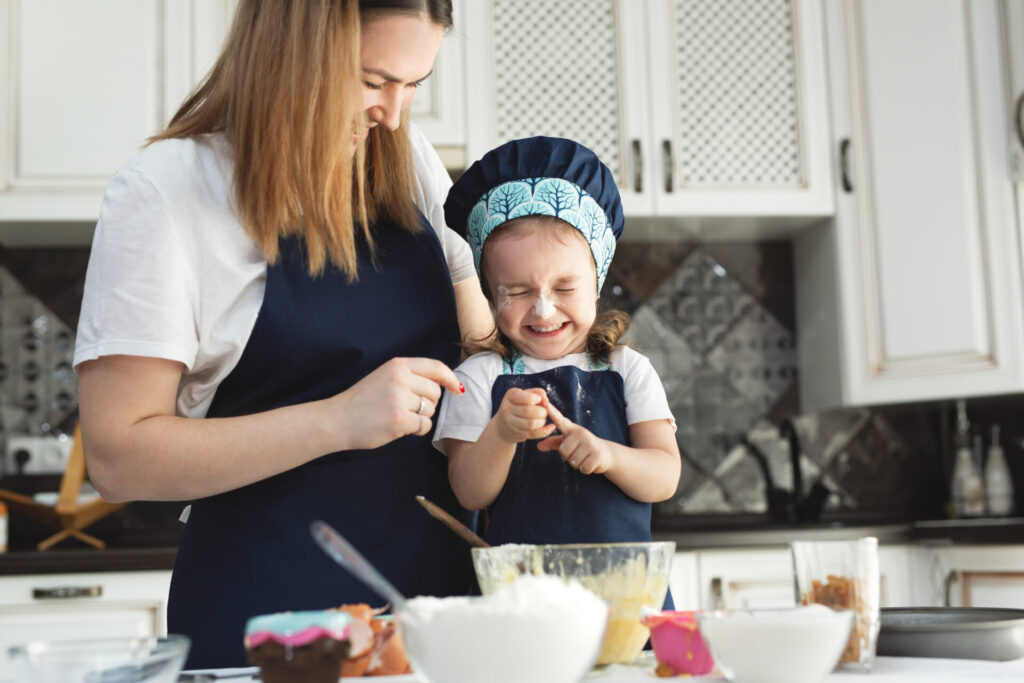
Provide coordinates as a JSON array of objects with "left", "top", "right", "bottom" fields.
[
  {"left": 400, "top": 575, "right": 608, "bottom": 683},
  {"left": 696, "top": 605, "right": 853, "bottom": 683}
]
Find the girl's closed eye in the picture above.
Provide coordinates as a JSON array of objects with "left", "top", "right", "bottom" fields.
[{"left": 363, "top": 81, "right": 384, "bottom": 90}]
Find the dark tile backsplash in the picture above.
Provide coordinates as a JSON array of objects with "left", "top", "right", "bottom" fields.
[
  {"left": 2, "top": 241, "right": 1021, "bottom": 536},
  {"left": 606, "top": 239, "right": 1020, "bottom": 524}
]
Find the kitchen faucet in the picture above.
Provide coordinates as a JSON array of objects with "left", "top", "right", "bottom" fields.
[
  {"left": 778, "top": 418, "right": 831, "bottom": 522},
  {"left": 736, "top": 420, "right": 831, "bottom": 524}
]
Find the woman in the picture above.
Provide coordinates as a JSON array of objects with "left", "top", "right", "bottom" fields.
[{"left": 73, "top": 0, "right": 491, "bottom": 668}]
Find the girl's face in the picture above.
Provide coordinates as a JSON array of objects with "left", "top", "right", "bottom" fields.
[
  {"left": 484, "top": 222, "right": 598, "bottom": 360},
  {"left": 358, "top": 14, "right": 443, "bottom": 139}
]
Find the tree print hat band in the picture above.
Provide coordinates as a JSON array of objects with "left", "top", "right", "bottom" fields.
[{"left": 444, "top": 136, "right": 625, "bottom": 291}]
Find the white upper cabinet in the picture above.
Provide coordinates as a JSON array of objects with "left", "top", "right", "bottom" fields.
[
  {"left": 409, "top": 1, "right": 466, "bottom": 148},
  {"left": 0, "top": 0, "right": 236, "bottom": 222},
  {"left": 795, "top": 0, "right": 1024, "bottom": 410},
  {"left": 1005, "top": 0, "right": 1024, "bottom": 182},
  {"left": 463, "top": 0, "right": 833, "bottom": 224}
]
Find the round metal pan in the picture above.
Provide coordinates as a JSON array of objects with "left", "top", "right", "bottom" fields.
[{"left": 877, "top": 607, "right": 1024, "bottom": 661}]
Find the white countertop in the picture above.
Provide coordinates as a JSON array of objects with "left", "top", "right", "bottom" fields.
[{"left": 183, "top": 653, "right": 1024, "bottom": 682}]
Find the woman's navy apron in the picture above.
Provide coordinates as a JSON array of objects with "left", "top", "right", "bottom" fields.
[
  {"left": 168, "top": 215, "right": 473, "bottom": 669},
  {"left": 485, "top": 350, "right": 673, "bottom": 610}
]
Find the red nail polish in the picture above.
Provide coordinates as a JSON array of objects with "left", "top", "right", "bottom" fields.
[{"left": 459, "top": 383, "right": 466, "bottom": 394}]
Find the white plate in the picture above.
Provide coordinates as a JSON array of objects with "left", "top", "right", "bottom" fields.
[{"left": 341, "top": 675, "right": 420, "bottom": 682}]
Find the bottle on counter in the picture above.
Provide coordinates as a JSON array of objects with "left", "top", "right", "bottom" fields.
[
  {"left": 951, "top": 399, "right": 985, "bottom": 517},
  {"left": 985, "top": 424, "right": 1015, "bottom": 516}
]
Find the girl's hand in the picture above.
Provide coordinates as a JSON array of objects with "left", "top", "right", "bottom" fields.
[
  {"left": 536, "top": 397, "right": 615, "bottom": 475},
  {"left": 494, "top": 387, "right": 556, "bottom": 444},
  {"left": 330, "top": 357, "right": 463, "bottom": 450}
]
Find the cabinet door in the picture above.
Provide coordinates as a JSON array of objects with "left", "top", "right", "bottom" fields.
[
  {"left": 669, "top": 551, "right": 700, "bottom": 610},
  {"left": 410, "top": 0, "right": 465, "bottom": 148},
  {"left": 463, "top": 0, "right": 652, "bottom": 215},
  {"left": 1004, "top": 0, "right": 1024, "bottom": 182},
  {"left": 931, "top": 546, "right": 1024, "bottom": 609},
  {"left": 696, "top": 549, "right": 796, "bottom": 610},
  {"left": 0, "top": 570, "right": 172, "bottom": 677},
  {"left": 797, "top": 0, "right": 1024, "bottom": 410},
  {"left": 645, "top": 0, "right": 833, "bottom": 218},
  {"left": 0, "top": 0, "right": 235, "bottom": 222}
]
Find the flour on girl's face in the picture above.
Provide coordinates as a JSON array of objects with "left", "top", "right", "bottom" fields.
[
  {"left": 534, "top": 292, "right": 556, "bottom": 319},
  {"left": 496, "top": 284, "right": 515, "bottom": 311},
  {"left": 496, "top": 285, "right": 557, "bottom": 318}
]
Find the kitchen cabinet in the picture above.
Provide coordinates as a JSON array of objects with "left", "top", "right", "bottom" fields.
[
  {"left": 462, "top": 0, "right": 833, "bottom": 227},
  {"left": 670, "top": 545, "right": 917, "bottom": 611},
  {"left": 795, "top": 0, "right": 1024, "bottom": 410},
  {"left": 0, "top": 0, "right": 236, "bottom": 225},
  {"left": 409, "top": 1, "right": 466, "bottom": 153},
  {"left": 928, "top": 545, "right": 1024, "bottom": 609},
  {"left": 1005, "top": 0, "right": 1024, "bottom": 183},
  {"left": 693, "top": 548, "right": 796, "bottom": 610},
  {"left": 0, "top": 569, "right": 172, "bottom": 677}
]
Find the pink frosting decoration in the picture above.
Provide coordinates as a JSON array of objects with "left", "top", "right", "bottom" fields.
[{"left": 244, "top": 625, "right": 350, "bottom": 649}]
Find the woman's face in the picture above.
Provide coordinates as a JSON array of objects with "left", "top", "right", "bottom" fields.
[
  {"left": 358, "top": 14, "right": 444, "bottom": 138},
  {"left": 484, "top": 222, "right": 599, "bottom": 361}
]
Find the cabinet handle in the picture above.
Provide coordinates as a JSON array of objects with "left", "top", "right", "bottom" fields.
[
  {"left": 943, "top": 570, "right": 958, "bottom": 607},
  {"left": 662, "top": 139, "right": 674, "bottom": 193},
  {"left": 33, "top": 585, "right": 102, "bottom": 600},
  {"left": 839, "top": 138, "right": 853, "bottom": 193},
  {"left": 1015, "top": 91, "right": 1024, "bottom": 149},
  {"left": 710, "top": 576, "right": 724, "bottom": 609},
  {"left": 631, "top": 139, "right": 643, "bottom": 193}
]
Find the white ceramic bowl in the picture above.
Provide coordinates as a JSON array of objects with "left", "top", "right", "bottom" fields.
[
  {"left": 696, "top": 605, "right": 853, "bottom": 683},
  {"left": 8, "top": 634, "right": 190, "bottom": 683},
  {"left": 399, "top": 575, "right": 608, "bottom": 683}
]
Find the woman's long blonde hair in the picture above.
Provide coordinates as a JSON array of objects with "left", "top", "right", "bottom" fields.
[{"left": 150, "top": 0, "right": 435, "bottom": 278}]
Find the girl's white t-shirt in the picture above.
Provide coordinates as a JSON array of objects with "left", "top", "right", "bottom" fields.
[
  {"left": 74, "top": 124, "right": 473, "bottom": 419},
  {"left": 433, "top": 347, "right": 676, "bottom": 454}
]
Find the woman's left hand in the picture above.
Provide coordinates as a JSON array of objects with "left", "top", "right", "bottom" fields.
[{"left": 535, "top": 397, "right": 615, "bottom": 475}]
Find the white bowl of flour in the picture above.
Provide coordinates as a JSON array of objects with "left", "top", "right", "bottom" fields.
[{"left": 399, "top": 575, "right": 608, "bottom": 683}]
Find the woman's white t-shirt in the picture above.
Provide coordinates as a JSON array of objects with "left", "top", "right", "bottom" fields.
[{"left": 73, "top": 124, "right": 473, "bottom": 419}]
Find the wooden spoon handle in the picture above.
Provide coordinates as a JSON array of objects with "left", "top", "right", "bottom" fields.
[{"left": 415, "top": 495, "right": 490, "bottom": 548}]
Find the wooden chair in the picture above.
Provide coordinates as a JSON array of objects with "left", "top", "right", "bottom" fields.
[{"left": 0, "top": 424, "right": 127, "bottom": 550}]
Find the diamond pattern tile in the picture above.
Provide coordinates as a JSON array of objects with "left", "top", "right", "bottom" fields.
[
  {"left": 647, "top": 250, "right": 756, "bottom": 357},
  {"left": 0, "top": 267, "right": 77, "bottom": 436},
  {"left": 707, "top": 305, "right": 796, "bottom": 414}
]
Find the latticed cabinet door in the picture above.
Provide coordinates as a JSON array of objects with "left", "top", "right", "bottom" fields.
[
  {"left": 645, "top": 0, "right": 833, "bottom": 217},
  {"left": 463, "top": 0, "right": 655, "bottom": 215},
  {"left": 463, "top": 0, "right": 832, "bottom": 220}
]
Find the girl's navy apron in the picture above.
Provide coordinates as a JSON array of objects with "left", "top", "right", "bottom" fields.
[
  {"left": 168, "top": 215, "right": 474, "bottom": 669},
  {"left": 485, "top": 351, "right": 673, "bottom": 609}
]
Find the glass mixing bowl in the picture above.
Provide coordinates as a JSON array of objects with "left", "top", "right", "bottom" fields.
[
  {"left": 8, "top": 634, "right": 190, "bottom": 683},
  {"left": 472, "top": 541, "right": 675, "bottom": 665}
]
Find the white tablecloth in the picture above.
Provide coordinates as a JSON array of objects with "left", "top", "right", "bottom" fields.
[{"left": 183, "top": 654, "right": 1024, "bottom": 682}]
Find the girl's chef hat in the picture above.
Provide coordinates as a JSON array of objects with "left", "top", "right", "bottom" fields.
[{"left": 444, "top": 136, "right": 624, "bottom": 291}]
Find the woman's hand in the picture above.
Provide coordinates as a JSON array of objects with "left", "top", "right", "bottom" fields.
[
  {"left": 536, "top": 396, "right": 615, "bottom": 475},
  {"left": 493, "top": 387, "right": 556, "bottom": 444},
  {"left": 329, "top": 357, "right": 464, "bottom": 451}
]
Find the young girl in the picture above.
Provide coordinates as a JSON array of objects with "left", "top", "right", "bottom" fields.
[{"left": 434, "top": 136, "right": 681, "bottom": 548}]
